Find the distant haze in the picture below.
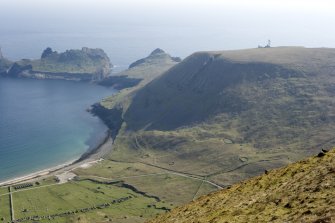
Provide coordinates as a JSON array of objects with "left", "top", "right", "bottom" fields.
[{"left": 1, "top": 0, "right": 334, "bottom": 68}]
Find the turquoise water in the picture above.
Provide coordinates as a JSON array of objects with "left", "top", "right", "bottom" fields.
[{"left": 0, "top": 77, "right": 116, "bottom": 182}]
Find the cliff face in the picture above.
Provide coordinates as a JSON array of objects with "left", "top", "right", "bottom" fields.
[
  {"left": 6, "top": 47, "right": 112, "bottom": 81},
  {"left": 91, "top": 103, "right": 123, "bottom": 140},
  {"left": 0, "top": 49, "right": 13, "bottom": 76}
]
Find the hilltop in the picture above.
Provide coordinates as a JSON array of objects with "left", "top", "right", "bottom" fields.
[
  {"left": 99, "top": 48, "right": 181, "bottom": 90},
  {"left": 128, "top": 48, "right": 181, "bottom": 69},
  {"left": 5, "top": 47, "right": 112, "bottom": 81},
  {"left": 149, "top": 149, "right": 335, "bottom": 223}
]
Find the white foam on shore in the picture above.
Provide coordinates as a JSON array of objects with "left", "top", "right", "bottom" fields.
[{"left": 0, "top": 136, "right": 111, "bottom": 187}]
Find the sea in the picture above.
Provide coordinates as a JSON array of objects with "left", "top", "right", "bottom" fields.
[{"left": 0, "top": 77, "right": 116, "bottom": 182}]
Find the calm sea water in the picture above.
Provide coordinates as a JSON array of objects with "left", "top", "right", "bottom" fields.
[{"left": 0, "top": 77, "right": 116, "bottom": 182}]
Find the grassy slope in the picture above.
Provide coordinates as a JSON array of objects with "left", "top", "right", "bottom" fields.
[
  {"left": 148, "top": 149, "right": 335, "bottom": 223},
  {"left": 125, "top": 47, "right": 335, "bottom": 131},
  {"left": 107, "top": 47, "right": 335, "bottom": 187},
  {"left": 93, "top": 49, "right": 224, "bottom": 207},
  {"left": 101, "top": 49, "right": 180, "bottom": 111}
]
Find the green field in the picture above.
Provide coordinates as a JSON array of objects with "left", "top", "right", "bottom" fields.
[
  {"left": 10, "top": 180, "right": 168, "bottom": 223},
  {"left": 124, "top": 174, "right": 217, "bottom": 205},
  {"left": 0, "top": 187, "right": 11, "bottom": 222},
  {"left": 0, "top": 172, "right": 217, "bottom": 223},
  {"left": 74, "top": 159, "right": 219, "bottom": 205}
]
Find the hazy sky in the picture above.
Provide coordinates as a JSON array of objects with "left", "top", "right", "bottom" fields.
[{"left": 1, "top": 0, "right": 335, "bottom": 64}]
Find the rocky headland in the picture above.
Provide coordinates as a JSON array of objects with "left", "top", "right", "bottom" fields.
[{"left": 3, "top": 47, "right": 112, "bottom": 81}]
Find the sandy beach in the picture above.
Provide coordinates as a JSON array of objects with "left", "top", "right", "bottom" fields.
[{"left": 0, "top": 132, "right": 113, "bottom": 187}]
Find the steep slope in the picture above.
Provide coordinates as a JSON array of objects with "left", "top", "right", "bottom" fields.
[
  {"left": 125, "top": 47, "right": 335, "bottom": 131},
  {"left": 106, "top": 47, "right": 335, "bottom": 187},
  {"left": 6, "top": 47, "right": 112, "bottom": 81},
  {"left": 148, "top": 149, "right": 335, "bottom": 223},
  {"left": 92, "top": 49, "right": 180, "bottom": 138}
]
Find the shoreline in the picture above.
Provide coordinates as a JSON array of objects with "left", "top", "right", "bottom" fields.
[{"left": 0, "top": 130, "right": 113, "bottom": 187}]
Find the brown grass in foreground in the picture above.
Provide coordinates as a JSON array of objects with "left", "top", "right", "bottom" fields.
[{"left": 148, "top": 149, "right": 335, "bottom": 223}]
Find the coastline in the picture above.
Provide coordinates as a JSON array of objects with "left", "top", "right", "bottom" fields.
[{"left": 0, "top": 130, "right": 113, "bottom": 187}]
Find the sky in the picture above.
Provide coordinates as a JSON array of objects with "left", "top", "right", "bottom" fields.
[{"left": 0, "top": 0, "right": 335, "bottom": 65}]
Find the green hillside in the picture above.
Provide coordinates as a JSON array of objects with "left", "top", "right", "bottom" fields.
[
  {"left": 100, "top": 47, "right": 335, "bottom": 188},
  {"left": 148, "top": 148, "right": 335, "bottom": 223},
  {"left": 125, "top": 47, "right": 335, "bottom": 131}
]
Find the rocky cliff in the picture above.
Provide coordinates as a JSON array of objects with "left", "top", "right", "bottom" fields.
[{"left": 0, "top": 48, "right": 12, "bottom": 76}]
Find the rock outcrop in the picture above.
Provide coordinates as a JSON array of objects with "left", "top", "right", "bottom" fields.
[
  {"left": 129, "top": 48, "right": 181, "bottom": 69},
  {"left": 0, "top": 48, "right": 12, "bottom": 76},
  {"left": 100, "top": 48, "right": 181, "bottom": 89}
]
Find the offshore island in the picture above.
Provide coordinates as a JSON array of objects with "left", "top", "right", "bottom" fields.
[{"left": 0, "top": 46, "right": 335, "bottom": 222}]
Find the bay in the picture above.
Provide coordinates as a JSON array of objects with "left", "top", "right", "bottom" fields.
[{"left": 0, "top": 77, "right": 116, "bottom": 182}]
